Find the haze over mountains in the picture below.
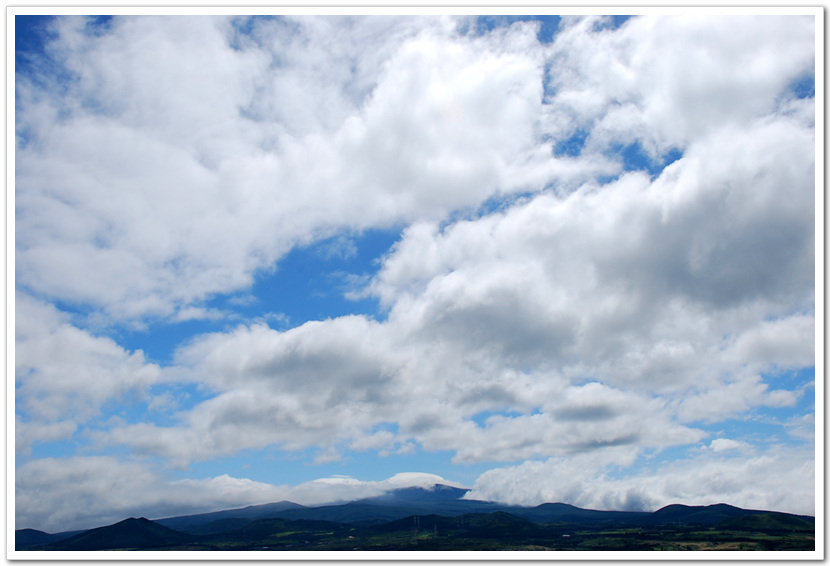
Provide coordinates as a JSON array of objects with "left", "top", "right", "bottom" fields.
[{"left": 17, "top": 483, "right": 815, "bottom": 552}]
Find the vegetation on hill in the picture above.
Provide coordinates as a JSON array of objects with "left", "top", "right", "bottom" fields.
[{"left": 21, "top": 508, "right": 814, "bottom": 552}]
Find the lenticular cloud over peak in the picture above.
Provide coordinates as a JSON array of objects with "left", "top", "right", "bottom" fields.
[{"left": 13, "top": 11, "right": 819, "bottom": 535}]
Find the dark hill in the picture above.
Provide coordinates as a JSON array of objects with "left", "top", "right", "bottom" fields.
[
  {"left": 41, "top": 517, "right": 193, "bottom": 551},
  {"left": 718, "top": 512, "right": 816, "bottom": 532},
  {"left": 652, "top": 503, "right": 761, "bottom": 525},
  {"left": 15, "top": 529, "right": 53, "bottom": 550},
  {"left": 15, "top": 528, "right": 83, "bottom": 551},
  {"left": 512, "top": 502, "right": 649, "bottom": 526}
]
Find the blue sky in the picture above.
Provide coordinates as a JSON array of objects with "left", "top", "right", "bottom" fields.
[{"left": 13, "top": 11, "right": 819, "bottom": 534}]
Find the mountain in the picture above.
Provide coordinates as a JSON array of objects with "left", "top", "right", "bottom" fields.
[
  {"left": 360, "top": 484, "right": 471, "bottom": 505},
  {"left": 155, "top": 500, "right": 305, "bottom": 533},
  {"left": 268, "top": 486, "right": 507, "bottom": 526},
  {"left": 157, "top": 484, "right": 506, "bottom": 529},
  {"left": 37, "top": 517, "right": 193, "bottom": 551},
  {"left": 17, "top": 486, "right": 815, "bottom": 551},
  {"left": 18, "top": 502, "right": 815, "bottom": 552}
]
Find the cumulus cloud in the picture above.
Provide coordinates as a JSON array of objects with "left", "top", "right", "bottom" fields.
[
  {"left": 90, "top": 14, "right": 813, "bottom": 483},
  {"left": 15, "top": 293, "right": 161, "bottom": 453},
  {"left": 542, "top": 14, "right": 814, "bottom": 158},
  {"left": 15, "top": 15, "right": 576, "bottom": 322}
]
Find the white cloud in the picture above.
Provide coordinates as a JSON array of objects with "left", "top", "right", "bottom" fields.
[
  {"left": 785, "top": 412, "right": 815, "bottom": 441},
  {"left": 15, "top": 457, "right": 462, "bottom": 532},
  {"left": 16, "top": 15, "right": 575, "bottom": 322},
  {"left": 725, "top": 313, "right": 815, "bottom": 369},
  {"left": 466, "top": 444, "right": 815, "bottom": 516},
  {"left": 15, "top": 293, "right": 161, "bottom": 452},
  {"left": 708, "top": 438, "right": 751, "bottom": 453},
  {"left": 543, "top": 15, "right": 814, "bottom": 156},
  {"left": 317, "top": 235, "right": 358, "bottom": 261},
  {"left": 94, "top": 96, "right": 814, "bottom": 467}
]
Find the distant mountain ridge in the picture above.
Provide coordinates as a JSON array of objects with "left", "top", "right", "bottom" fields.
[
  {"left": 156, "top": 500, "right": 305, "bottom": 533},
  {"left": 17, "top": 484, "right": 815, "bottom": 551}
]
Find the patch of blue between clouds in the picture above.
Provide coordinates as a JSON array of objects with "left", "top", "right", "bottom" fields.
[
  {"left": 111, "top": 227, "right": 402, "bottom": 366},
  {"left": 118, "top": 316, "right": 229, "bottom": 367},
  {"left": 603, "top": 367, "right": 814, "bottom": 483},
  {"left": 15, "top": 15, "right": 61, "bottom": 150},
  {"left": 788, "top": 73, "right": 815, "bottom": 99},
  {"left": 14, "top": 14, "right": 55, "bottom": 74},
  {"left": 83, "top": 15, "right": 113, "bottom": 36},
  {"left": 695, "top": 413, "right": 803, "bottom": 449},
  {"left": 16, "top": 15, "right": 113, "bottom": 72},
  {"left": 618, "top": 141, "right": 683, "bottom": 177},
  {"left": 21, "top": 381, "right": 218, "bottom": 465},
  {"left": 128, "top": 382, "right": 217, "bottom": 426},
  {"left": 553, "top": 129, "right": 684, "bottom": 183},
  {"left": 553, "top": 129, "right": 589, "bottom": 157},
  {"left": 470, "top": 15, "right": 561, "bottom": 44},
  {"left": 689, "top": 367, "right": 814, "bottom": 446},
  {"left": 598, "top": 141, "right": 684, "bottom": 184},
  {"left": 606, "top": 444, "right": 696, "bottom": 482},
  {"left": 232, "top": 226, "right": 402, "bottom": 325},
  {"left": 227, "top": 15, "right": 284, "bottom": 51},
  {"left": 23, "top": 438, "right": 80, "bottom": 462},
  {"left": 470, "top": 409, "right": 532, "bottom": 429},
  {"left": 15, "top": 15, "right": 116, "bottom": 147},
  {"left": 447, "top": 190, "right": 537, "bottom": 224},
  {"left": 592, "top": 15, "right": 633, "bottom": 31}
]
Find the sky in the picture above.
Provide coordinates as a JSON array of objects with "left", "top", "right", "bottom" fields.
[{"left": 12, "top": 11, "right": 820, "bottom": 534}]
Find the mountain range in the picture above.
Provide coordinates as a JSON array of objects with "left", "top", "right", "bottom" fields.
[{"left": 16, "top": 485, "right": 815, "bottom": 552}]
